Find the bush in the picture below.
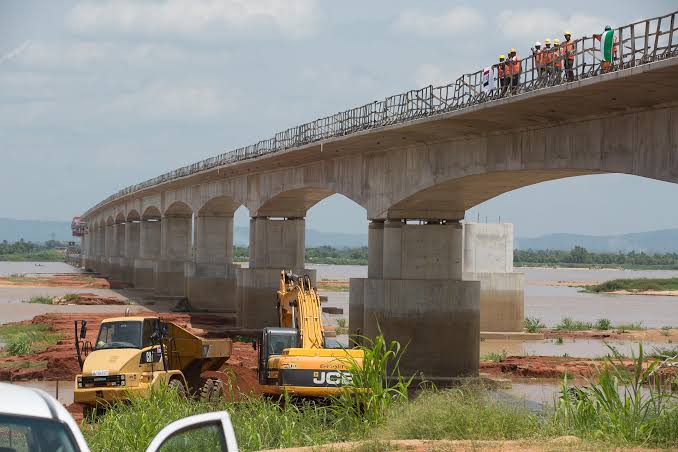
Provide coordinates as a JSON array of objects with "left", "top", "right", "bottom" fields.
[
  {"left": 556, "top": 317, "right": 593, "bottom": 331},
  {"left": 480, "top": 351, "right": 507, "bottom": 362},
  {"left": 26, "top": 295, "right": 53, "bottom": 304},
  {"left": 595, "top": 318, "right": 611, "bottom": 330},
  {"left": 524, "top": 317, "right": 544, "bottom": 333}
]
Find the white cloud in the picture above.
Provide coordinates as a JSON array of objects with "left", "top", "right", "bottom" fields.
[
  {"left": 0, "top": 41, "right": 33, "bottom": 66},
  {"left": 496, "top": 9, "right": 607, "bottom": 42},
  {"left": 414, "top": 63, "right": 451, "bottom": 87},
  {"left": 395, "top": 7, "right": 485, "bottom": 37},
  {"left": 67, "top": 0, "right": 317, "bottom": 39},
  {"left": 99, "top": 81, "right": 237, "bottom": 121}
]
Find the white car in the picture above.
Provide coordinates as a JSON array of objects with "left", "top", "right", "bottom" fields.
[{"left": 0, "top": 383, "right": 239, "bottom": 452}]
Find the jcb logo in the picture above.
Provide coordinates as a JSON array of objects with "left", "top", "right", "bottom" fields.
[{"left": 312, "top": 371, "right": 352, "bottom": 386}]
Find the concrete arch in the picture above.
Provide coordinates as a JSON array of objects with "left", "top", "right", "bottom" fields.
[
  {"left": 254, "top": 185, "right": 363, "bottom": 218},
  {"left": 142, "top": 206, "right": 161, "bottom": 220},
  {"left": 197, "top": 196, "right": 241, "bottom": 217},
  {"left": 164, "top": 201, "right": 193, "bottom": 217},
  {"left": 105, "top": 216, "right": 114, "bottom": 226},
  {"left": 115, "top": 212, "right": 126, "bottom": 224},
  {"left": 385, "top": 169, "right": 597, "bottom": 220},
  {"left": 127, "top": 209, "right": 141, "bottom": 222}
]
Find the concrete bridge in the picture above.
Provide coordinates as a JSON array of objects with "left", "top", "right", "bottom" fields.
[{"left": 79, "top": 11, "right": 678, "bottom": 380}]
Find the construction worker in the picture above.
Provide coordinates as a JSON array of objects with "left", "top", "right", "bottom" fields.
[
  {"left": 593, "top": 25, "right": 617, "bottom": 72},
  {"left": 531, "top": 41, "right": 543, "bottom": 81},
  {"left": 563, "top": 31, "right": 576, "bottom": 81},
  {"left": 508, "top": 48, "right": 521, "bottom": 92},
  {"left": 553, "top": 38, "right": 563, "bottom": 82},
  {"left": 497, "top": 54, "right": 507, "bottom": 94},
  {"left": 542, "top": 39, "right": 554, "bottom": 79}
]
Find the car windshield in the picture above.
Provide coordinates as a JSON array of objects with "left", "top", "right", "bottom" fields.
[
  {"left": 268, "top": 333, "right": 297, "bottom": 355},
  {"left": 95, "top": 321, "right": 143, "bottom": 350},
  {"left": 0, "top": 414, "right": 79, "bottom": 452}
]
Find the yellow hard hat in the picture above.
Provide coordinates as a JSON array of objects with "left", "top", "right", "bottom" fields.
[
  {"left": 499, "top": 54, "right": 505, "bottom": 60},
  {"left": 509, "top": 48, "right": 516, "bottom": 53},
  {"left": 564, "top": 31, "right": 572, "bottom": 36},
  {"left": 544, "top": 38, "right": 551, "bottom": 45},
  {"left": 554, "top": 38, "right": 560, "bottom": 45}
]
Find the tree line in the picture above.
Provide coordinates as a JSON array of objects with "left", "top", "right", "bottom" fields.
[{"left": 514, "top": 246, "right": 678, "bottom": 268}]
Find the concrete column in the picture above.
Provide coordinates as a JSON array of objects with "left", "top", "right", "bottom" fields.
[
  {"left": 81, "top": 232, "right": 89, "bottom": 270},
  {"left": 108, "top": 223, "right": 124, "bottom": 280},
  {"left": 134, "top": 219, "right": 161, "bottom": 289},
  {"left": 121, "top": 221, "right": 140, "bottom": 283},
  {"left": 96, "top": 227, "right": 105, "bottom": 273},
  {"left": 350, "top": 220, "right": 479, "bottom": 381},
  {"left": 99, "top": 226, "right": 112, "bottom": 276},
  {"left": 462, "top": 223, "right": 524, "bottom": 332},
  {"left": 155, "top": 215, "right": 191, "bottom": 296},
  {"left": 187, "top": 214, "right": 240, "bottom": 311},
  {"left": 350, "top": 220, "right": 383, "bottom": 340},
  {"left": 236, "top": 217, "right": 315, "bottom": 328}
]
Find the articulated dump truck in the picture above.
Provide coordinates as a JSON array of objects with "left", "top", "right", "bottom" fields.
[{"left": 73, "top": 315, "right": 232, "bottom": 409}]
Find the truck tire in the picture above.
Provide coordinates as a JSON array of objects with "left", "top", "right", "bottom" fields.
[
  {"left": 168, "top": 378, "right": 187, "bottom": 398},
  {"left": 200, "top": 378, "right": 224, "bottom": 403}
]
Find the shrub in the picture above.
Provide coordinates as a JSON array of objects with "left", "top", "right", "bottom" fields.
[
  {"left": 524, "top": 317, "right": 544, "bottom": 333},
  {"left": 556, "top": 317, "right": 592, "bottom": 331},
  {"left": 595, "top": 318, "right": 611, "bottom": 330},
  {"left": 6, "top": 333, "right": 33, "bottom": 355},
  {"left": 26, "top": 295, "right": 53, "bottom": 304},
  {"left": 480, "top": 351, "right": 507, "bottom": 362}
]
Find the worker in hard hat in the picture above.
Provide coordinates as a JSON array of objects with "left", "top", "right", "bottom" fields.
[
  {"left": 497, "top": 54, "right": 507, "bottom": 94},
  {"left": 543, "top": 38, "right": 554, "bottom": 79},
  {"left": 531, "top": 41, "right": 544, "bottom": 82},
  {"left": 593, "top": 25, "right": 617, "bottom": 73},
  {"left": 507, "top": 48, "right": 521, "bottom": 92},
  {"left": 563, "top": 31, "right": 575, "bottom": 81},
  {"left": 553, "top": 38, "right": 563, "bottom": 82}
]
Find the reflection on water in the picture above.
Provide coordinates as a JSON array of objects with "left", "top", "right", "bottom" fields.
[
  {"left": 481, "top": 338, "right": 668, "bottom": 359},
  {"left": 0, "top": 261, "right": 80, "bottom": 276}
]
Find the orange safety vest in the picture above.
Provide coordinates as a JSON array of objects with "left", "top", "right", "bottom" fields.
[
  {"left": 563, "top": 41, "right": 575, "bottom": 61},
  {"left": 511, "top": 56, "right": 521, "bottom": 74},
  {"left": 543, "top": 48, "right": 553, "bottom": 65},
  {"left": 498, "top": 62, "right": 505, "bottom": 78},
  {"left": 533, "top": 49, "right": 542, "bottom": 68},
  {"left": 553, "top": 47, "right": 563, "bottom": 68}
]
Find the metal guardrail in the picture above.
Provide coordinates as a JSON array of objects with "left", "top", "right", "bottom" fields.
[{"left": 83, "top": 10, "right": 678, "bottom": 219}]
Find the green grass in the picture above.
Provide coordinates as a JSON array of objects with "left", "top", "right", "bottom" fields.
[
  {"left": 595, "top": 318, "right": 611, "bottom": 330},
  {"left": 335, "top": 318, "right": 348, "bottom": 335},
  {"left": 523, "top": 316, "right": 544, "bottom": 333},
  {"left": 0, "top": 249, "right": 64, "bottom": 262},
  {"left": 555, "top": 317, "right": 593, "bottom": 331},
  {"left": 317, "top": 284, "right": 350, "bottom": 292},
  {"left": 26, "top": 295, "right": 53, "bottom": 304},
  {"left": 0, "top": 360, "right": 47, "bottom": 369},
  {"left": 480, "top": 350, "right": 508, "bottom": 362},
  {"left": 614, "top": 322, "right": 645, "bottom": 333},
  {"left": 0, "top": 323, "right": 62, "bottom": 356},
  {"left": 554, "top": 337, "right": 564, "bottom": 345},
  {"left": 63, "top": 293, "right": 82, "bottom": 302},
  {"left": 82, "top": 337, "right": 678, "bottom": 451},
  {"left": 586, "top": 277, "right": 678, "bottom": 293}
]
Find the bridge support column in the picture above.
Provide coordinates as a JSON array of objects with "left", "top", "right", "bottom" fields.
[
  {"left": 134, "top": 219, "right": 161, "bottom": 290},
  {"left": 350, "top": 220, "right": 480, "bottom": 381},
  {"left": 236, "top": 217, "right": 315, "bottom": 328},
  {"left": 100, "top": 224, "right": 113, "bottom": 277},
  {"left": 108, "top": 223, "right": 124, "bottom": 281},
  {"left": 82, "top": 229, "right": 92, "bottom": 271},
  {"left": 186, "top": 214, "right": 240, "bottom": 311},
  {"left": 462, "top": 223, "right": 524, "bottom": 332},
  {"left": 155, "top": 214, "right": 191, "bottom": 296},
  {"left": 121, "top": 221, "right": 140, "bottom": 284}
]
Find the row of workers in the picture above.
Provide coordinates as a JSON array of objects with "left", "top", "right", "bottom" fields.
[{"left": 497, "top": 25, "right": 617, "bottom": 90}]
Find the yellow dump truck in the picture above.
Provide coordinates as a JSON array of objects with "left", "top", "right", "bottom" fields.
[
  {"left": 73, "top": 315, "right": 232, "bottom": 408},
  {"left": 258, "top": 271, "right": 363, "bottom": 396}
]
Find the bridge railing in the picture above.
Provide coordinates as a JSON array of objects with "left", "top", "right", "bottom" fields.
[{"left": 83, "top": 10, "right": 678, "bottom": 219}]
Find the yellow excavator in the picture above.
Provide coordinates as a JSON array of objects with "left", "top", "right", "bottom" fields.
[
  {"left": 73, "top": 315, "right": 232, "bottom": 408},
  {"left": 257, "top": 271, "right": 364, "bottom": 396}
]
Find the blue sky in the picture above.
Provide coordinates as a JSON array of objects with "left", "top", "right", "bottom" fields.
[{"left": 1, "top": 0, "right": 676, "bottom": 238}]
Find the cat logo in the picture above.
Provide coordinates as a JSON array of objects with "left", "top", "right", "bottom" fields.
[{"left": 312, "top": 371, "right": 352, "bottom": 386}]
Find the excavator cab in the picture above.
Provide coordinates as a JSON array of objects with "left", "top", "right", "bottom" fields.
[{"left": 258, "top": 327, "right": 298, "bottom": 385}]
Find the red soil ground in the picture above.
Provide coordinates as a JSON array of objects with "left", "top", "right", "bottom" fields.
[{"left": 0, "top": 274, "right": 111, "bottom": 288}]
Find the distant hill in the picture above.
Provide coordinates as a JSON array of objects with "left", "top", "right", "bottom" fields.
[
  {"left": 234, "top": 227, "right": 367, "bottom": 248},
  {"left": 517, "top": 229, "right": 678, "bottom": 253},
  {"left": 0, "top": 218, "right": 72, "bottom": 243}
]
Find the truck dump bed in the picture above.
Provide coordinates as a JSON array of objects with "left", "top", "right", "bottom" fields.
[{"left": 165, "top": 322, "right": 232, "bottom": 375}]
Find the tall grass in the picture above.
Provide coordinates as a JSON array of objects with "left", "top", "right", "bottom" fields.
[
  {"left": 0, "top": 323, "right": 62, "bottom": 356},
  {"left": 555, "top": 343, "right": 678, "bottom": 447},
  {"left": 523, "top": 317, "right": 544, "bottom": 333},
  {"left": 332, "top": 333, "right": 413, "bottom": 429}
]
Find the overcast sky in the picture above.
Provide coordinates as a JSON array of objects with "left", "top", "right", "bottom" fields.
[{"left": 1, "top": 0, "right": 676, "bottom": 238}]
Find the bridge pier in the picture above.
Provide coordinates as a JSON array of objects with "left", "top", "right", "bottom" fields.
[
  {"left": 237, "top": 217, "right": 316, "bottom": 328},
  {"left": 134, "top": 217, "right": 160, "bottom": 290},
  {"left": 155, "top": 213, "right": 191, "bottom": 297},
  {"left": 107, "top": 222, "right": 125, "bottom": 281},
  {"left": 351, "top": 219, "right": 480, "bottom": 380},
  {"left": 186, "top": 213, "right": 240, "bottom": 311},
  {"left": 120, "top": 219, "right": 140, "bottom": 284}
]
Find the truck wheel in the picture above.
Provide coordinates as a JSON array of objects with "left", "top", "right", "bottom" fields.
[
  {"left": 200, "top": 378, "right": 224, "bottom": 403},
  {"left": 168, "top": 378, "right": 187, "bottom": 398}
]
